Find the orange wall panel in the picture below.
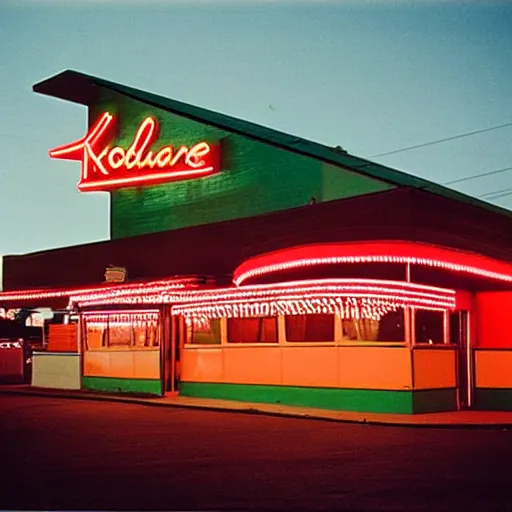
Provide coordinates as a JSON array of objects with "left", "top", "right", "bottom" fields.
[
  {"left": 108, "top": 351, "right": 135, "bottom": 379},
  {"left": 181, "top": 348, "right": 223, "bottom": 383},
  {"left": 223, "top": 347, "right": 282, "bottom": 385},
  {"left": 475, "top": 292, "right": 512, "bottom": 348},
  {"left": 84, "top": 350, "right": 159, "bottom": 379},
  {"left": 180, "top": 345, "right": 414, "bottom": 390},
  {"left": 83, "top": 351, "right": 109, "bottom": 377},
  {"left": 133, "top": 350, "right": 160, "bottom": 380},
  {"left": 281, "top": 346, "right": 338, "bottom": 387},
  {"left": 413, "top": 349, "right": 456, "bottom": 389},
  {"left": 475, "top": 350, "right": 512, "bottom": 388},
  {"left": 337, "top": 346, "right": 412, "bottom": 390}
]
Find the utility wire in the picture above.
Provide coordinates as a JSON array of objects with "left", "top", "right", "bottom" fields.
[
  {"left": 480, "top": 188, "right": 512, "bottom": 200},
  {"left": 3, "top": 121, "right": 512, "bottom": 201},
  {"left": 442, "top": 165, "right": 512, "bottom": 201},
  {"left": 480, "top": 188, "right": 512, "bottom": 199},
  {"left": 370, "top": 121, "right": 512, "bottom": 158},
  {"left": 482, "top": 191, "right": 512, "bottom": 202},
  {"left": 444, "top": 165, "right": 512, "bottom": 185}
]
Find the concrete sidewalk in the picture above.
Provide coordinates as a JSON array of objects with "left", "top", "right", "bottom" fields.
[{"left": 2, "top": 384, "right": 512, "bottom": 429}]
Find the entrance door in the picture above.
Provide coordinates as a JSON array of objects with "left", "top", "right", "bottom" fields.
[
  {"left": 163, "top": 314, "right": 185, "bottom": 394},
  {"left": 450, "top": 310, "right": 473, "bottom": 409}
]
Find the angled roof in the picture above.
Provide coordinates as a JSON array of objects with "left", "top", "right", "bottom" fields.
[
  {"left": 33, "top": 69, "right": 512, "bottom": 219},
  {"left": 5, "top": 187, "right": 512, "bottom": 292}
]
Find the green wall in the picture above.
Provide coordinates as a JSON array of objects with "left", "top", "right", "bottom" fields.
[
  {"left": 82, "top": 376, "right": 161, "bottom": 396},
  {"left": 91, "top": 91, "right": 393, "bottom": 239},
  {"left": 180, "top": 382, "right": 457, "bottom": 415}
]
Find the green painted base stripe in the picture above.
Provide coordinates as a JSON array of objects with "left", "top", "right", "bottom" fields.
[
  {"left": 474, "top": 389, "right": 512, "bottom": 411},
  {"left": 82, "top": 376, "right": 161, "bottom": 396},
  {"left": 180, "top": 382, "right": 414, "bottom": 414},
  {"left": 412, "top": 388, "right": 457, "bottom": 414}
]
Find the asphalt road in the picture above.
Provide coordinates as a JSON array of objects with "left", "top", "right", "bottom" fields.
[{"left": 1, "top": 394, "right": 511, "bottom": 511}]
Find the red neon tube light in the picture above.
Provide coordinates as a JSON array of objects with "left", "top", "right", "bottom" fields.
[
  {"left": 69, "top": 278, "right": 455, "bottom": 312},
  {"left": 0, "top": 277, "right": 200, "bottom": 304},
  {"left": 49, "top": 112, "right": 220, "bottom": 192},
  {"left": 84, "top": 310, "right": 160, "bottom": 328},
  {"left": 171, "top": 279, "right": 455, "bottom": 321},
  {"left": 232, "top": 241, "right": 512, "bottom": 286}
]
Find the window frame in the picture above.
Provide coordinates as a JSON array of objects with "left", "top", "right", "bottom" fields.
[
  {"left": 226, "top": 316, "right": 279, "bottom": 344},
  {"left": 181, "top": 306, "right": 455, "bottom": 349},
  {"left": 412, "top": 308, "right": 450, "bottom": 346},
  {"left": 82, "top": 311, "right": 161, "bottom": 351},
  {"left": 284, "top": 314, "right": 336, "bottom": 343},
  {"left": 187, "top": 318, "right": 222, "bottom": 345}
]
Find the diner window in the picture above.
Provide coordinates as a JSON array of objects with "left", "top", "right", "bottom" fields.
[
  {"left": 342, "top": 309, "right": 405, "bottom": 342},
  {"left": 133, "top": 324, "right": 159, "bottom": 348},
  {"left": 415, "top": 309, "right": 444, "bottom": 344},
  {"left": 342, "top": 318, "right": 379, "bottom": 342},
  {"left": 285, "top": 314, "right": 334, "bottom": 342},
  {"left": 227, "top": 317, "right": 278, "bottom": 343},
  {"left": 84, "top": 313, "right": 160, "bottom": 350},
  {"left": 109, "top": 323, "right": 132, "bottom": 347},
  {"left": 84, "top": 323, "right": 107, "bottom": 350},
  {"left": 189, "top": 318, "right": 221, "bottom": 345}
]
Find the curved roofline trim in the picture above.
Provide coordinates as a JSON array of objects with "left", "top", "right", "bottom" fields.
[{"left": 233, "top": 240, "right": 512, "bottom": 286}]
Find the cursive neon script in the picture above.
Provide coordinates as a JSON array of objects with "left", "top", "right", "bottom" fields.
[
  {"left": 49, "top": 113, "right": 220, "bottom": 192},
  {"left": 0, "top": 341, "right": 22, "bottom": 349}
]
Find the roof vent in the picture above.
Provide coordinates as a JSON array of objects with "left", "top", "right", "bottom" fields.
[{"left": 332, "top": 145, "right": 348, "bottom": 154}]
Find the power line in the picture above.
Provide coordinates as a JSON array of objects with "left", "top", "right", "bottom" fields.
[
  {"left": 370, "top": 121, "right": 512, "bottom": 158},
  {"left": 480, "top": 188, "right": 512, "bottom": 199},
  {"left": 444, "top": 165, "right": 512, "bottom": 185},
  {"left": 480, "top": 188, "right": 512, "bottom": 200},
  {"left": 441, "top": 165, "right": 512, "bottom": 200},
  {"left": 482, "top": 191, "right": 512, "bottom": 202}
]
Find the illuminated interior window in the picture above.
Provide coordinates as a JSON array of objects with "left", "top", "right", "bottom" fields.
[
  {"left": 227, "top": 317, "right": 278, "bottom": 343},
  {"left": 415, "top": 309, "right": 445, "bottom": 344},
  {"left": 189, "top": 318, "right": 221, "bottom": 345},
  {"left": 285, "top": 314, "right": 335, "bottom": 342},
  {"left": 84, "top": 320, "right": 107, "bottom": 350},
  {"left": 109, "top": 323, "right": 132, "bottom": 347},
  {"left": 341, "top": 308, "right": 405, "bottom": 342},
  {"left": 83, "top": 312, "right": 160, "bottom": 350},
  {"left": 135, "top": 323, "right": 159, "bottom": 348}
]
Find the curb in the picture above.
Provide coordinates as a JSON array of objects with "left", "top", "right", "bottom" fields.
[{"left": 1, "top": 387, "right": 511, "bottom": 431}]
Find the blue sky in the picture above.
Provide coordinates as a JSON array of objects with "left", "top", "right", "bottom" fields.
[{"left": 1, "top": 0, "right": 511, "bottom": 258}]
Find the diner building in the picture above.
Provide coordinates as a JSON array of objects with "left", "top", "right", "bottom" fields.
[{"left": 2, "top": 69, "right": 512, "bottom": 414}]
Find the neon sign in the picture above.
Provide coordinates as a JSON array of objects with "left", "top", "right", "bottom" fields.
[
  {"left": 0, "top": 341, "right": 22, "bottom": 349},
  {"left": 49, "top": 112, "right": 220, "bottom": 192}
]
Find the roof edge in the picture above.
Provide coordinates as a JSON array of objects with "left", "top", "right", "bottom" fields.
[{"left": 32, "top": 69, "right": 512, "bottom": 221}]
